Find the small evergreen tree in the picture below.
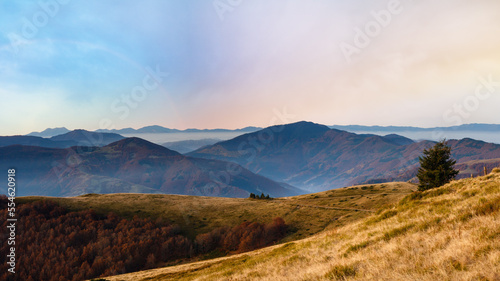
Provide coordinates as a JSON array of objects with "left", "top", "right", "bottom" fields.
[
  {"left": 416, "top": 140, "right": 459, "bottom": 191},
  {"left": 265, "top": 194, "right": 270, "bottom": 199},
  {"left": 249, "top": 193, "right": 255, "bottom": 199},
  {"left": 260, "top": 193, "right": 265, "bottom": 199}
]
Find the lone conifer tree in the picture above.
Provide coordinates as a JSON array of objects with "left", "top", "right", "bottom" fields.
[{"left": 417, "top": 140, "right": 459, "bottom": 191}]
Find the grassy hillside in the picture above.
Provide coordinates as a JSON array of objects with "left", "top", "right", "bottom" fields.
[
  {"left": 104, "top": 170, "right": 500, "bottom": 281},
  {"left": 20, "top": 182, "right": 414, "bottom": 241}
]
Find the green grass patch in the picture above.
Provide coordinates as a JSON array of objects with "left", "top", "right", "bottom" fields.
[
  {"left": 484, "top": 184, "right": 500, "bottom": 195},
  {"left": 457, "top": 211, "right": 474, "bottom": 223},
  {"left": 474, "top": 245, "right": 493, "bottom": 258},
  {"left": 344, "top": 240, "right": 372, "bottom": 256},
  {"left": 366, "top": 209, "right": 398, "bottom": 225},
  {"left": 325, "top": 264, "right": 357, "bottom": 279},
  {"left": 383, "top": 224, "right": 415, "bottom": 241},
  {"left": 400, "top": 186, "right": 455, "bottom": 205},
  {"left": 268, "top": 243, "right": 297, "bottom": 257},
  {"left": 474, "top": 196, "right": 500, "bottom": 216},
  {"left": 282, "top": 254, "right": 309, "bottom": 266},
  {"left": 418, "top": 217, "right": 442, "bottom": 231},
  {"left": 448, "top": 258, "right": 467, "bottom": 271},
  {"left": 461, "top": 190, "right": 478, "bottom": 198}
]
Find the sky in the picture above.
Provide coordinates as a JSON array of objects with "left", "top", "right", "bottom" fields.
[{"left": 1, "top": 0, "right": 500, "bottom": 135}]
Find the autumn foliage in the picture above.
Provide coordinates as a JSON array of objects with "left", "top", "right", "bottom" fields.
[
  {"left": 0, "top": 198, "right": 287, "bottom": 281},
  {"left": 195, "top": 217, "right": 287, "bottom": 253}
]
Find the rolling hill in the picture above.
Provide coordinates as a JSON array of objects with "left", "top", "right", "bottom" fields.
[
  {"left": 1, "top": 129, "right": 125, "bottom": 148},
  {"left": 0, "top": 137, "right": 296, "bottom": 197},
  {"left": 0, "top": 135, "right": 76, "bottom": 148},
  {"left": 19, "top": 181, "right": 414, "bottom": 241},
  {"left": 189, "top": 121, "right": 500, "bottom": 192},
  {"left": 104, "top": 169, "right": 500, "bottom": 281},
  {"left": 49, "top": 129, "right": 124, "bottom": 146},
  {"left": 8, "top": 181, "right": 414, "bottom": 280}
]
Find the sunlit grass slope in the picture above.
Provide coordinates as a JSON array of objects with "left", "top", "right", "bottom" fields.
[
  {"left": 105, "top": 171, "right": 499, "bottom": 281},
  {"left": 20, "top": 182, "right": 413, "bottom": 241}
]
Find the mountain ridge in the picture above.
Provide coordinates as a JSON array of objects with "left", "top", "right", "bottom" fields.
[
  {"left": 0, "top": 137, "right": 298, "bottom": 198},
  {"left": 27, "top": 127, "right": 70, "bottom": 137},
  {"left": 95, "top": 126, "right": 262, "bottom": 135},
  {"left": 24, "top": 123, "right": 500, "bottom": 138},
  {"left": 1, "top": 129, "right": 124, "bottom": 149},
  {"left": 50, "top": 129, "right": 124, "bottom": 146},
  {"left": 189, "top": 121, "right": 500, "bottom": 192},
  {"left": 331, "top": 123, "right": 500, "bottom": 132}
]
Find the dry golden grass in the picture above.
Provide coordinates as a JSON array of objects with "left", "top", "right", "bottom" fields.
[
  {"left": 20, "top": 182, "right": 413, "bottom": 241},
  {"left": 104, "top": 173, "right": 500, "bottom": 281}
]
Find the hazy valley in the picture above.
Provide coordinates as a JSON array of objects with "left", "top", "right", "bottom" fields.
[{"left": 3, "top": 121, "right": 500, "bottom": 198}]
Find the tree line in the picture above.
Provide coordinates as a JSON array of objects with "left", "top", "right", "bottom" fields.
[
  {"left": 249, "top": 193, "right": 271, "bottom": 199},
  {"left": 0, "top": 198, "right": 287, "bottom": 281}
]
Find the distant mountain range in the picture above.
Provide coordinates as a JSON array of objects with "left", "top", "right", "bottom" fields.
[
  {"left": 26, "top": 126, "right": 261, "bottom": 138},
  {"left": 189, "top": 121, "right": 500, "bottom": 192},
  {"left": 1, "top": 130, "right": 125, "bottom": 148},
  {"left": 94, "top": 125, "right": 262, "bottom": 135},
  {"left": 5, "top": 121, "right": 500, "bottom": 197},
  {"left": 25, "top": 123, "right": 500, "bottom": 141},
  {"left": 7, "top": 128, "right": 221, "bottom": 154},
  {"left": 331, "top": 123, "right": 500, "bottom": 145},
  {"left": 28, "top": 127, "right": 71, "bottom": 137},
  {"left": 330, "top": 123, "right": 500, "bottom": 132},
  {"left": 0, "top": 137, "right": 298, "bottom": 197}
]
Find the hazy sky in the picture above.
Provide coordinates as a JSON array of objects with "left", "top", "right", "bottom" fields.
[{"left": 1, "top": 0, "right": 500, "bottom": 135}]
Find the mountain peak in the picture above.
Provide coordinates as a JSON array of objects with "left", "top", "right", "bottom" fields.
[
  {"left": 136, "top": 125, "right": 178, "bottom": 133},
  {"left": 279, "top": 121, "right": 329, "bottom": 130},
  {"left": 50, "top": 130, "right": 125, "bottom": 147},
  {"left": 27, "top": 127, "right": 70, "bottom": 138},
  {"left": 267, "top": 121, "right": 331, "bottom": 137},
  {"left": 105, "top": 137, "right": 180, "bottom": 156},
  {"left": 382, "top": 134, "right": 415, "bottom": 146}
]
